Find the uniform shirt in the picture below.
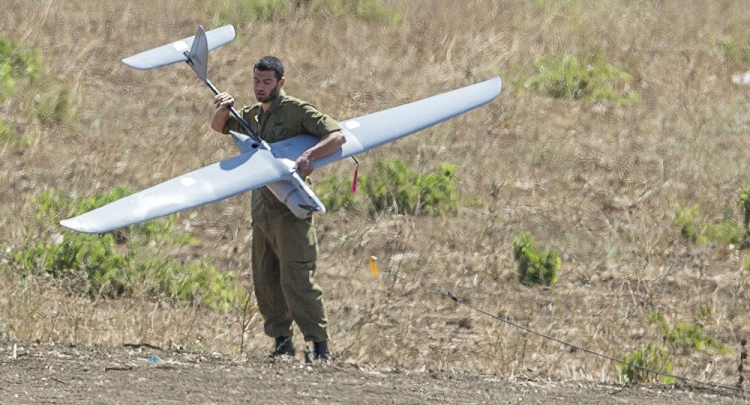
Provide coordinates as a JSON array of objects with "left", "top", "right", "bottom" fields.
[{"left": 221, "top": 90, "right": 342, "bottom": 220}]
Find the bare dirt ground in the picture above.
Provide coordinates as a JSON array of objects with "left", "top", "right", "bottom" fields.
[{"left": 0, "top": 336, "right": 745, "bottom": 405}]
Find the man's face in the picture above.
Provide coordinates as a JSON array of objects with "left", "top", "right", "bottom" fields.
[{"left": 254, "top": 69, "right": 283, "bottom": 103}]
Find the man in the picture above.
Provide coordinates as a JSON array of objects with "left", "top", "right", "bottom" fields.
[{"left": 211, "top": 56, "right": 346, "bottom": 361}]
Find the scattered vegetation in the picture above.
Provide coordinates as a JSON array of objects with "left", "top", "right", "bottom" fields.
[
  {"left": 2, "top": 0, "right": 750, "bottom": 385},
  {"left": 317, "top": 158, "right": 458, "bottom": 216},
  {"left": 316, "top": 172, "right": 359, "bottom": 212},
  {"left": 0, "top": 37, "right": 43, "bottom": 100},
  {"left": 620, "top": 343, "right": 675, "bottom": 384},
  {"left": 524, "top": 47, "right": 641, "bottom": 105},
  {"left": 621, "top": 309, "right": 728, "bottom": 383},
  {"left": 512, "top": 232, "right": 560, "bottom": 287},
  {"left": 673, "top": 202, "right": 742, "bottom": 245},
  {"left": 648, "top": 311, "right": 729, "bottom": 355},
  {"left": 672, "top": 186, "right": 750, "bottom": 246},
  {"left": 0, "top": 35, "right": 74, "bottom": 139},
  {"left": 719, "top": 35, "right": 745, "bottom": 65},
  {"left": 2, "top": 188, "right": 246, "bottom": 311},
  {"left": 718, "top": 21, "right": 750, "bottom": 67}
]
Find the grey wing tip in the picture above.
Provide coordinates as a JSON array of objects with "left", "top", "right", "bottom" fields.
[
  {"left": 60, "top": 217, "right": 105, "bottom": 234},
  {"left": 121, "top": 56, "right": 151, "bottom": 70}
]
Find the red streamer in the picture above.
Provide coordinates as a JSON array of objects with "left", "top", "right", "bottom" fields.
[{"left": 351, "top": 162, "right": 359, "bottom": 193}]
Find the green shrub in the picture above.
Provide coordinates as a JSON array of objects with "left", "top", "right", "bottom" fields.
[
  {"left": 648, "top": 312, "right": 729, "bottom": 354},
  {"left": 701, "top": 219, "right": 744, "bottom": 246},
  {"left": 139, "top": 256, "right": 246, "bottom": 311},
  {"left": 416, "top": 163, "right": 458, "bottom": 214},
  {"left": 719, "top": 35, "right": 741, "bottom": 64},
  {"left": 316, "top": 172, "right": 360, "bottom": 211},
  {"left": 620, "top": 343, "right": 674, "bottom": 384},
  {"left": 317, "top": 159, "right": 458, "bottom": 216},
  {"left": 361, "top": 158, "right": 458, "bottom": 216},
  {"left": 525, "top": 47, "right": 641, "bottom": 105},
  {"left": 0, "top": 37, "right": 43, "bottom": 100},
  {"left": 719, "top": 33, "right": 750, "bottom": 66},
  {"left": 673, "top": 203, "right": 743, "bottom": 245},
  {"left": 2, "top": 188, "right": 244, "bottom": 310},
  {"left": 512, "top": 232, "right": 560, "bottom": 286},
  {"left": 0, "top": 36, "right": 74, "bottom": 128}
]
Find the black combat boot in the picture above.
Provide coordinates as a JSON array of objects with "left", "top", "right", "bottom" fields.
[
  {"left": 313, "top": 340, "right": 331, "bottom": 361},
  {"left": 271, "top": 336, "right": 295, "bottom": 357}
]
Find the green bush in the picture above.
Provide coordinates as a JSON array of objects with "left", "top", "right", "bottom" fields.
[
  {"left": 673, "top": 203, "right": 743, "bottom": 245},
  {"left": 316, "top": 172, "right": 360, "bottom": 212},
  {"left": 719, "top": 31, "right": 750, "bottom": 66},
  {"left": 673, "top": 203, "right": 701, "bottom": 242},
  {"left": 620, "top": 343, "right": 674, "bottom": 384},
  {"left": 0, "top": 36, "right": 74, "bottom": 128},
  {"left": 701, "top": 219, "right": 744, "bottom": 246},
  {"left": 719, "top": 35, "right": 741, "bottom": 64},
  {"left": 317, "top": 159, "right": 458, "bottom": 216},
  {"left": 2, "top": 188, "right": 245, "bottom": 311},
  {"left": 0, "top": 37, "right": 43, "bottom": 101},
  {"left": 621, "top": 311, "right": 728, "bottom": 383},
  {"left": 139, "top": 256, "right": 245, "bottom": 311},
  {"left": 525, "top": 47, "right": 641, "bottom": 105},
  {"left": 361, "top": 158, "right": 458, "bottom": 216},
  {"left": 512, "top": 232, "right": 560, "bottom": 286},
  {"left": 648, "top": 312, "right": 729, "bottom": 354}
]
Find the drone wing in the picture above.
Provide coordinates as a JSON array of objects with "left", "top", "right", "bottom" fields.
[
  {"left": 61, "top": 77, "right": 501, "bottom": 233},
  {"left": 122, "top": 25, "right": 235, "bottom": 70},
  {"left": 60, "top": 147, "right": 291, "bottom": 233},
  {"left": 259, "top": 77, "right": 501, "bottom": 166}
]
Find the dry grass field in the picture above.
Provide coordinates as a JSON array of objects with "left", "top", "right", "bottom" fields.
[{"left": 2, "top": 0, "right": 750, "bottom": 402}]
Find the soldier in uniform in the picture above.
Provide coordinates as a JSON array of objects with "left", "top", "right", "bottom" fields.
[{"left": 211, "top": 56, "right": 345, "bottom": 361}]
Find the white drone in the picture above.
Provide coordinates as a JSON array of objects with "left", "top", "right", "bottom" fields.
[{"left": 60, "top": 25, "right": 501, "bottom": 233}]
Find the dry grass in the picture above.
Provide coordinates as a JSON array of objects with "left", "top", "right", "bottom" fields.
[{"left": 2, "top": 0, "right": 750, "bottom": 385}]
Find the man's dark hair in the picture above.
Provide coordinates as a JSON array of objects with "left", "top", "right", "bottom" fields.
[{"left": 255, "top": 56, "right": 284, "bottom": 80}]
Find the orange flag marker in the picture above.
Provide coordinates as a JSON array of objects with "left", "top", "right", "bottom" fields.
[{"left": 369, "top": 256, "right": 378, "bottom": 276}]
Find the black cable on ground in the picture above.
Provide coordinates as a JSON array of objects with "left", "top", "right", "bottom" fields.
[{"left": 432, "top": 287, "right": 747, "bottom": 396}]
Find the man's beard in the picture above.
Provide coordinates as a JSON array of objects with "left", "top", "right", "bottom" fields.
[{"left": 256, "top": 85, "right": 280, "bottom": 103}]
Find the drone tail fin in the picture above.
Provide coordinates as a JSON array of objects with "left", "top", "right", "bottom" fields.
[
  {"left": 122, "top": 24, "right": 235, "bottom": 70},
  {"left": 186, "top": 26, "right": 209, "bottom": 83}
]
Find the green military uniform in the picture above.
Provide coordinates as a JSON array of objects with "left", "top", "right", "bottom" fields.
[{"left": 222, "top": 90, "right": 341, "bottom": 343}]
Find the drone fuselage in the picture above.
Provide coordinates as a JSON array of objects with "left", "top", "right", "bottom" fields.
[{"left": 229, "top": 130, "right": 327, "bottom": 218}]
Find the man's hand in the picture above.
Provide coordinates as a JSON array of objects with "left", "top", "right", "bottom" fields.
[
  {"left": 214, "top": 92, "right": 235, "bottom": 110},
  {"left": 295, "top": 154, "right": 314, "bottom": 177},
  {"left": 211, "top": 93, "right": 235, "bottom": 132},
  {"left": 294, "top": 130, "right": 346, "bottom": 177}
]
